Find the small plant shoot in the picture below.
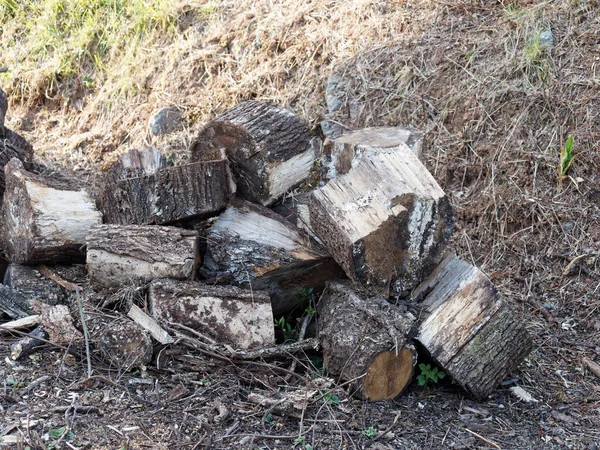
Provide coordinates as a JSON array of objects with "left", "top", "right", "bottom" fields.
[{"left": 417, "top": 363, "right": 446, "bottom": 386}]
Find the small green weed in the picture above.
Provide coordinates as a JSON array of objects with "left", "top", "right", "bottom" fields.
[
  {"left": 362, "top": 426, "right": 378, "bottom": 439},
  {"left": 294, "top": 436, "right": 313, "bottom": 449},
  {"left": 48, "top": 427, "right": 75, "bottom": 449},
  {"left": 318, "top": 389, "right": 341, "bottom": 405},
  {"left": 417, "top": 363, "right": 446, "bottom": 386},
  {"left": 275, "top": 316, "right": 298, "bottom": 342},
  {"left": 558, "top": 135, "right": 575, "bottom": 186}
]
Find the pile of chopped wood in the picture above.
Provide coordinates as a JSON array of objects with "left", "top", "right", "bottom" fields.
[{"left": 0, "top": 96, "right": 531, "bottom": 401}]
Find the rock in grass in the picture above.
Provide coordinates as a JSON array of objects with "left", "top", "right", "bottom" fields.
[{"left": 149, "top": 107, "right": 182, "bottom": 136}]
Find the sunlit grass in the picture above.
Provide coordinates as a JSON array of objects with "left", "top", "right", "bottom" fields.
[{"left": 0, "top": 0, "right": 180, "bottom": 102}]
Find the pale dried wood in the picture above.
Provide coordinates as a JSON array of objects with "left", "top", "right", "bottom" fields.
[
  {"left": 149, "top": 278, "right": 274, "bottom": 350},
  {"left": 191, "top": 101, "right": 319, "bottom": 206},
  {"left": 2, "top": 158, "right": 102, "bottom": 264},
  {"left": 86, "top": 224, "right": 199, "bottom": 288},
  {"left": 318, "top": 282, "right": 417, "bottom": 401},
  {"left": 323, "top": 127, "right": 423, "bottom": 179},
  {"left": 309, "top": 130, "right": 453, "bottom": 298},
  {"left": 0, "top": 314, "right": 40, "bottom": 330},
  {"left": 127, "top": 304, "right": 174, "bottom": 345},
  {"left": 10, "top": 327, "right": 49, "bottom": 360},
  {"left": 414, "top": 255, "right": 532, "bottom": 399},
  {"left": 200, "top": 199, "right": 343, "bottom": 315}
]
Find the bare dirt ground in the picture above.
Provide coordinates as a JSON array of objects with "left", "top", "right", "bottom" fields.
[{"left": 2, "top": 1, "right": 600, "bottom": 449}]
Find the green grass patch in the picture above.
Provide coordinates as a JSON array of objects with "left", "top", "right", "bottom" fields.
[{"left": 0, "top": 0, "right": 183, "bottom": 102}]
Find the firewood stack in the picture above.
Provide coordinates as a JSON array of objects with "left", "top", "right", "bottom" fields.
[{"left": 0, "top": 93, "right": 532, "bottom": 400}]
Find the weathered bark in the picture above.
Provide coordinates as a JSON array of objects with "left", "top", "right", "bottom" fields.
[
  {"left": 413, "top": 255, "right": 533, "bottom": 399},
  {"left": 323, "top": 127, "right": 423, "bottom": 179},
  {"left": 318, "top": 282, "right": 417, "bottom": 401},
  {"left": 2, "top": 158, "right": 102, "bottom": 264},
  {"left": 200, "top": 199, "right": 343, "bottom": 315},
  {"left": 89, "top": 316, "right": 153, "bottom": 370},
  {"left": 3, "top": 264, "right": 85, "bottom": 306},
  {"left": 86, "top": 224, "right": 199, "bottom": 289},
  {"left": 98, "top": 147, "right": 230, "bottom": 225},
  {"left": 0, "top": 284, "right": 35, "bottom": 318},
  {"left": 0, "top": 86, "right": 34, "bottom": 198},
  {"left": 309, "top": 131, "right": 454, "bottom": 298},
  {"left": 31, "top": 298, "right": 83, "bottom": 346},
  {"left": 149, "top": 279, "right": 274, "bottom": 350},
  {"left": 191, "top": 101, "right": 319, "bottom": 206}
]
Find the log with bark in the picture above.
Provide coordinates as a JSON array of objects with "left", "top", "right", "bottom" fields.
[
  {"left": 200, "top": 199, "right": 343, "bottom": 315},
  {"left": 191, "top": 101, "right": 319, "bottom": 206},
  {"left": 0, "top": 284, "right": 35, "bottom": 318},
  {"left": 323, "top": 127, "right": 423, "bottom": 179},
  {"left": 2, "top": 158, "right": 102, "bottom": 264},
  {"left": 318, "top": 282, "right": 417, "bottom": 401},
  {"left": 0, "top": 88, "right": 33, "bottom": 198},
  {"left": 308, "top": 129, "right": 454, "bottom": 298},
  {"left": 86, "top": 224, "right": 199, "bottom": 289},
  {"left": 97, "top": 147, "right": 231, "bottom": 225},
  {"left": 3, "top": 264, "right": 84, "bottom": 306},
  {"left": 413, "top": 255, "right": 532, "bottom": 399},
  {"left": 149, "top": 278, "right": 274, "bottom": 350}
]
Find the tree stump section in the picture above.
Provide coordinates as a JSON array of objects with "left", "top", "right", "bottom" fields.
[
  {"left": 149, "top": 279, "right": 274, "bottom": 350},
  {"left": 2, "top": 158, "right": 102, "bottom": 264},
  {"left": 413, "top": 255, "right": 533, "bottom": 399},
  {"left": 200, "top": 199, "right": 343, "bottom": 315},
  {"left": 86, "top": 225, "right": 199, "bottom": 289},
  {"left": 98, "top": 147, "right": 230, "bottom": 225},
  {"left": 191, "top": 101, "right": 319, "bottom": 206},
  {"left": 318, "top": 282, "right": 417, "bottom": 401},
  {"left": 309, "top": 130, "right": 453, "bottom": 298},
  {"left": 323, "top": 127, "right": 423, "bottom": 179}
]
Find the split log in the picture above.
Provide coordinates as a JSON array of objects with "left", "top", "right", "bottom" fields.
[
  {"left": 97, "top": 147, "right": 230, "bottom": 225},
  {"left": 149, "top": 279, "right": 274, "bottom": 350},
  {"left": 271, "top": 193, "right": 322, "bottom": 244},
  {"left": 2, "top": 158, "right": 102, "bottom": 264},
  {"left": 413, "top": 255, "right": 532, "bottom": 399},
  {"left": 191, "top": 101, "right": 319, "bottom": 206},
  {"left": 89, "top": 316, "right": 153, "bottom": 370},
  {"left": 200, "top": 199, "right": 343, "bottom": 315},
  {"left": 318, "top": 282, "right": 417, "bottom": 401},
  {"left": 86, "top": 224, "right": 199, "bottom": 289},
  {"left": 323, "top": 127, "right": 423, "bottom": 179},
  {"left": 309, "top": 130, "right": 454, "bottom": 298}
]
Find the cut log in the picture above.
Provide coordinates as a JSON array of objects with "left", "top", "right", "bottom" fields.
[
  {"left": 200, "top": 199, "right": 344, "bottom": 315},
  {"left": 97, "top": 147, "right": 230, "bottom": 225},
  {"left": 3, "top": 264, "right": 79, "bottom": 306},
  {"left": 309, "top": 131, "right": 453, "bottom": 298},
  {"left": 149, "top": 279, "right": 274, "bottom": 350},
  {"left": 89, "top": 316, "right": 153, "bottom": 370},
  {"left": 2, "top": 158, "right": 102, "bottom": 264},
  {"left": 0, "top": 284, "right": 35, "bottom": 318},
  {"left": 191, "top": 101, "right": 319, "bottom": 206},
  {"left": 0, "top": 87, "right": 34, "bottom": 198},
  {"left": 86, "top": 224, "right": 199, "bottom": 289},
  {"left": 323, "top": 127, "right": 423, "bottom": 179},
  {"left": 318, "top": 282, "right": 417, "bottom": 401},
  {"left": 413, "top": 255, "right": 533, "bottom": 399}
]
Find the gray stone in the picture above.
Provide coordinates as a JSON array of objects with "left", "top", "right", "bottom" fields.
[
  {"left": 149, "top": 107, "right": 182, "bottom": 136},
  {"left": 539, "top": 29, "right": 554, "bottom": 49}
]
